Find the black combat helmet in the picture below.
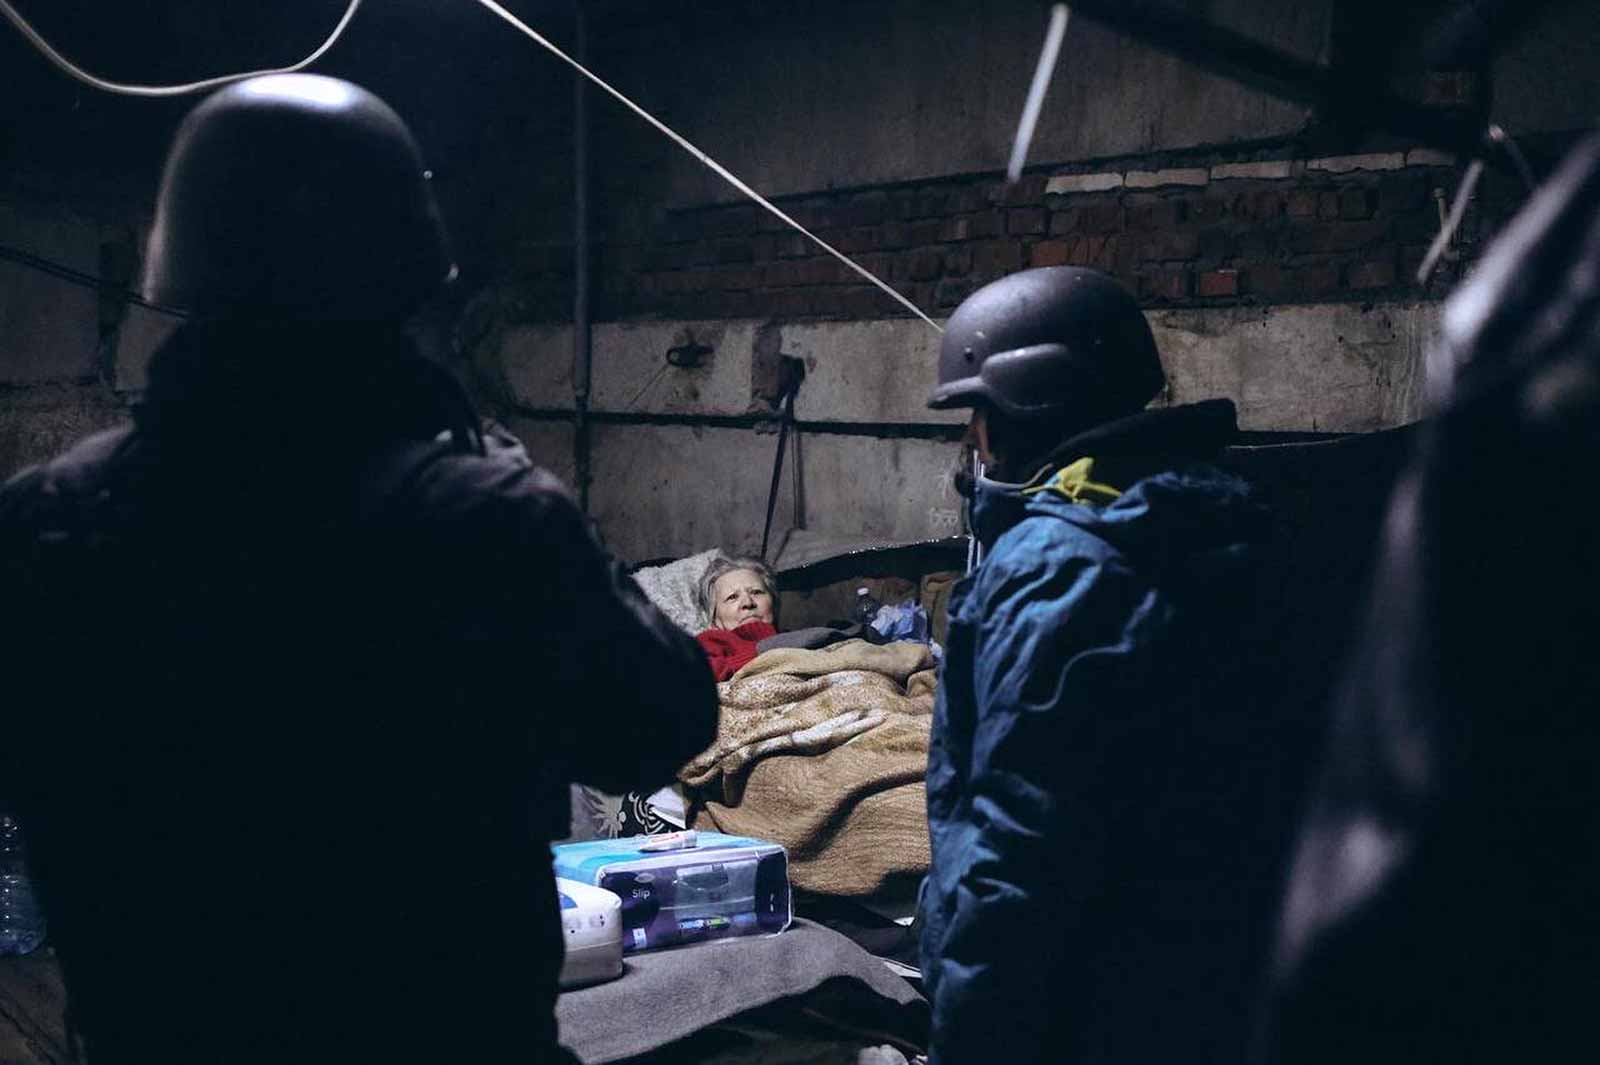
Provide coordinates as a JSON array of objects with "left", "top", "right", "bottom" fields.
[
  {"left": 928, "top": 266, "right": 1164, "bottom": 424},
  {"left": 142, "top": 74, "right": 456, "bottom": 322}
]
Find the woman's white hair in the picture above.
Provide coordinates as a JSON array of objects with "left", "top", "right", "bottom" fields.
[{"left": 696, "top": 553, "right": 776, "bottom": 630}]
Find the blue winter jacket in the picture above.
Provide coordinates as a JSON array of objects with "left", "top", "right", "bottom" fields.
[{"left": 922, "top": 402, "right": 1275, "bottom": 1065}]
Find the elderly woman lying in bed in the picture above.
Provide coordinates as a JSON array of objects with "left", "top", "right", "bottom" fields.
[{"left": 681, "top": 551, "right": 938, "bottom": 899}]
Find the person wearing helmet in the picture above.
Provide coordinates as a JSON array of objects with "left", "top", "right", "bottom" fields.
[
  {"left": 920, "top": 267, "right": 1274, "bottom": 1064},
  {"left": 0, "top": 75, "right": 715, "bottom": 1065}
]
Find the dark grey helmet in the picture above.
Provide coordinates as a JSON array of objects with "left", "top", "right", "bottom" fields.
[
  {"left": 143, "top": 74, "right": 456, "bottom": 322},
  {"left": 927, "top": 266, "right": 1164, "bottom": 422}
]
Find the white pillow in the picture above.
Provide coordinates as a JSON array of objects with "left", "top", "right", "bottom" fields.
[{"left": 629, "top": 548, "right": 722, "bottom": 633}]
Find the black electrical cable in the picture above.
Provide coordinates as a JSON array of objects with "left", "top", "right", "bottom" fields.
[{"left": 0, "top": 241, "right": 186, "bottom": 316}]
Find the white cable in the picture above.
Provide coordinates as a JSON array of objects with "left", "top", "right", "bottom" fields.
[
  {"left": 0, "top": 0, "right": 362, "bottom": 97},
  {"left": 1007, "top": 4, "right": 1070, "bottom": 183},
  {"left": 469, "top": 0, "right": 943, "bottom": 334}
]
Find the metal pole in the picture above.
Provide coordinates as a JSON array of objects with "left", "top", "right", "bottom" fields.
[{"left": 572, "top": 0, "right": 593, "bottom": 513}]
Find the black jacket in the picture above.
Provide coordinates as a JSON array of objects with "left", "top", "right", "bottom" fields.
[{"left": 0, "top": 328, "right": 716, "bottom": 1064}]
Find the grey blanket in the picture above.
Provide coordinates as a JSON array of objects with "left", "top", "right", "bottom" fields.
[{"left": 556, "top": 918, "right": 927, "bottom": 1063}]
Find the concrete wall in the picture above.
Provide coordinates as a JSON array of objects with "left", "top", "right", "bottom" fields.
[
  {"left": 480, "top": 303, "right": 1433, "bottom": 563},
  {"left": 0, "top": 202, "right": 129, "bottom": 477}
]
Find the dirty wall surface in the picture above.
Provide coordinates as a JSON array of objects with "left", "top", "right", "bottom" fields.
[{"left": 477, "top": 305, "right": 1434, "bottom": 564}]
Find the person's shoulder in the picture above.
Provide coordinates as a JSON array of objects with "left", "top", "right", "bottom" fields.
[
  {"left": 398, "top": 433, "right": 577, "bottom": 517},
  {"left": 988, "top": 505, "right": 1125, "bottom": 574}
]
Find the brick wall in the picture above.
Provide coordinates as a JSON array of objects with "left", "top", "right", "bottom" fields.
[{"left": 511, "top": 146, "right": 1521, "bottom": 324}]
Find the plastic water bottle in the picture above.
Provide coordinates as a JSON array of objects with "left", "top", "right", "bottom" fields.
[
  {"left": 853, "top": 586, "right": 882, "bottom": 626},
  {"left": 0, "top": 811, "right": 46, "bottom": 956}
]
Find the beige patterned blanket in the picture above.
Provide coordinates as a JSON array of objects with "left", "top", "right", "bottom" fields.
[{"left": 679, "top": 639, "right": 936, "bottom": 897}]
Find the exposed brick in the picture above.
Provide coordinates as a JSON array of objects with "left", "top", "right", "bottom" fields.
[
  {"left": 936, "top": 278, "right": 978, "bottom": 308},
  {"left": 1405, "top": 148, "right": 1458, "bottom": 168},
  {"left": 1029, "top": 240, "right": 1072, "bottom": 267},
  {"left": 1338, "top": 188, "right": 1375, "bottom": 221},
  {"left": 1187, "top": 196, "right": 1229, "bottom": 225},
  {"left": 998, "top": 174, "right": 1048, "bottom": 205},
  {"left": 908, "top": 250, "right": 944, "bottom": 282},
  {"left": 754, "top": 207, "right": 791, "bottom": 232},
  {"left": 855, "top": 252, "right": 894, "bottom": 279},
  {"left": 834, "top": 227, "right": 881, "bottom": 254},
  {"left": 1197, "top": 269, "right": 1239, "bottom": 297},
  {"left": 657, "top": 213, "right": 703, "bottom": 243},
  {"left": 803, "top": 258, "right": 846, "bottom": 285},
  {"left": 801, "top": 288, "right": 847, "bottom": 316},
  {"left": 1127, "top": 199, "right": 1185, "bottom": 230},
  {"left": 880, "top": 222, "right": 914, "bottom": 250},
  {"left": 1318, "top": 192, "right": 1341, "bottom": 221},
  {"left": 1124, "top": 167, "right": 1209, "bottom": 189},
  {"left": 1007, "top": 207, "right": 1048, "bottom": 235},
  {"left": 1197, "top": 227, "right": 1231, "bottom": 262},
  {"left": 1049, "top": 208, "right": 1079, "bottom": 236},
  {"left": 909, "top": 219, "right": 945, "bottom": 246},
  {"left": 700, "top": 290, "right": 755, "bottom": 317},
  {"left": 1046, "top": 172, "right": 1124, "bottom": 195},
  {"left": 1346, "top": 258, "right": 1397, "bottom": 289},
  {"left": 968, "top": 209, "right": 1003, "bottom": 239},
  {"left": 1080, "top": 202, "right": 1125, "bottom": 234},
  {"left": 701, "top": 206, "right": 758, "bottom": 237},
  {"left": 972, "top": 240, "right": 1026, "bottom": 276},
  {"left": 1105, "top": 234, "right": 1137, "bottom": 273},
  {"left": 1250, "top": 190, "right": 1284, "bottom": 221},
  {"left": 776, "top": 233, "right": 810, "bottom": 259},
  {"left": 762, "top": 261, "right": 798, "bottom": 287},
  {"left": 836, "top": 286, "right": 894, "bottom": 318},
  {"left": 1067, "top": 234, "right": 1114, "bottom": 269},
  {"left": 1134, "top": 229, "right": 1201, "bottom": 262},
  {"left": 1287, "top": 189, "right": 1319, "bottom": 218},
  {"left": 944, "top": 247, "right": 974, "bottom": 276},
  {"left": 1289, "top": 219, "right": 1390, "bottom": 254},
  {"left": 1139, "top": 269, "right": 1191, "bottom": 301},
  {"left": 643, "top": 243, "right": 691, "bottom": 271},
  {"left": 1210, "top": 160, "right": 1294, "bottom": 181},
  {"left": 1234, "top": 227, "right": 1278, "bottom": 260},
  {"left": 908, "top": 282, "right": 939, "bottom": 312},
  {"left": 1379, "top": 172, "right": 1429, "bottom": 213},
  {"left": 940, "top": 216, "right": 973, "bottom": 242},
  {"left": 1297, "top": 263, "right": 1341, "bottom": 296},
  {"left": 948, "top": 186, "right": 991, "bottom": 214},
  {"left": 765, "top": 289, "right": 812, "bottom": 318},
  {"left": 706, "top": 265, "right": 754, "bottom": 290},
  {"left": 790, "top": 203, "right": 831, "bottom": 230},
  {"left": 1242, "top": 262, "right": 1289, "bottom": 297},
  {"left": 1307, "top": 152, "right": 1405, "bottom": 174},
  {"left": 716, "top": 239, "right": 754, "bottom": 264},
  {"left": 893, "top": 191, "right": 947, "bottom": 221},
  {"left": 839, "top": 199, "right": 886, "bottom": 227}
]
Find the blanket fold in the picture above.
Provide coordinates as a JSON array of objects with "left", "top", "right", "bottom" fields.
[{"left": 680, "top": 639, "right": 936, "bottom": 897}]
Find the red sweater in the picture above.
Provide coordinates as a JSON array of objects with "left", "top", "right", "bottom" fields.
[{"left": 696, "top": 620, "right": 778, "bottom": 681}]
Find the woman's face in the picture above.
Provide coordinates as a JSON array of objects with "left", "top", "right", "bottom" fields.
[{"left": 711, "top": 568, "right": 774, "bottom": 629}]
